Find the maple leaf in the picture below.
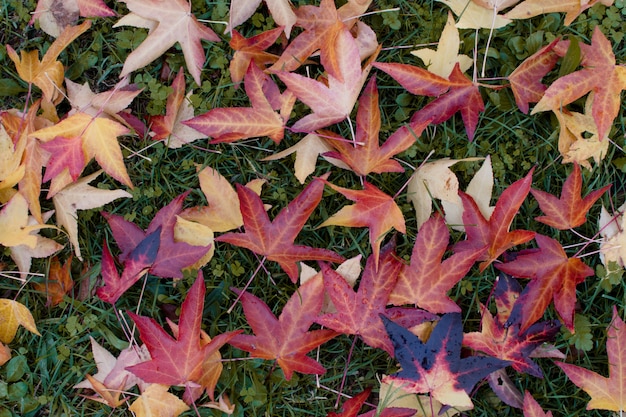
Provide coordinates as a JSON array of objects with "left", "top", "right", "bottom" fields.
[
  {"left": 6, "top": 21, "right": 91, "bottom": 102},
  {"left": 389, "top": 214, "right": 483, "bottom": 314},
  {"left": 435, "top": 0, "right": 511, "bottom": 29},
  {"left": 31, "top": 255, "right": 73, "bottom": 307},
  {"left": 30, "top": 0, "right": 114, "bottom": 37},
  {"left": 229, "top": 273, "right": 337, "bottom": 380},
  {"left": 0, "top": 122, "right": 26, "bottom": 203},
  {"left": 269, "top": 0, "right": 348, "bottom": 81},
  {"left": 453, "top": 168, "right": 536, "bottom": 271},
  {"left": 184, "top": 63, "right": 291, "bottom": 144},
  {"left": 322, "top": 77, "right": 431, "bottom": 177},
  {"left": 373, "top": 62, "right": 484, "bottom": 141},
  {"left": 227, "top": 0, "right": 296, "bottom": 38},
  {"left": 508, "top": 38, "right": 562, "bottom": 114},
  {"left": 129, "top": 384, "right": 189, "bottom": 417},
  {"left": 463, "top": 273, "right": 561, "bottom": 378},
  {"left": 530, "top": 163, "right": 610, "bottom": 230},
  {"left": 0, "top": 192, "right": 55, "bottom": 250},
  {"left": 376, "top": 381, "right": 467, "bottom": 417},
  {"left": 598, "top": 202, "right": 626, "bottom": 270},
  {"left": 411, "top": 11, "right": 473, "bottom": 78},
  {"left": 9, "top": 210, "right": 63, "bottom": 275},
  {"left": 531, "top": 26, "right": 626, "bottom": 140},
  {"left": 74, "top": 337, "right": 151, "bottom": 407},
  {"left": 96, "top": 228, "right": 160, "bottom": 305},
  {"left": 316, "top": 241, "right": 436, "bottom": 355},
  {"left": 382, "top": 313, "right": 510, "bottom": 409},
  {"left": 523, "top": 391, "right": 553, "bottom": 417},
  {"left": 505, "top": 0, "right": 614, "bottom": 26},
  {"left": 496, "top": 234, "right": 594, "bottom": 332},
  {"left": 180, "top": 165, "right": 266, "bottom": 233},
  {"left": 407, "top": 157, "right": 484, "bottom": 229},
  {"left": 127, "top": 272, "right": 241, "bottom": 404},
  {"left": 53, "top": 171, "right": 132, "bottom": 260},
  {"left": 103, "top": 192, "right": 212, "bottom": 279},
  {"left": 114, "top": 0, "right": 220, "bottom": 85},
  {"left": 149, "top": 69, "right": 206, "bottom": 148},
  {"left": 328, "top": 387, "right": 415, "bottom": 417},
  {"left": 0, "top": 298, "right": 40, "bottom": 344},
  {"left": 216, "top": 175, "right": 344, "bottom": 283},
  {"left": 555, "top": 305, "right": 626, "bottom": 412},
  {"left": 262, "top": 133, "right": 341, "bottom": 184},
  {"left": 555, "top": 93, "right": 610, "bottom": 169},
  {"left": 30, "top": 111, "right": 133, "bottom": 190},
  {"left": 229, "top": 27, "right": 283, "bottom": 86},
  {"left": 276, "top": 27, "right": 377, "bottom": 133},
  {"left": 320, "top": 180, "right": 405, "bottom": 269}
]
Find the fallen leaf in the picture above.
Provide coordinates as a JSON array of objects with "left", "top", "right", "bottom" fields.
[
  {"left": 229, "top": 273, "right": 337, "bottom": 380},
  {"left": 216, "top": 174, "right": 344, "bottom": 283},
  {"left": 328, "top": 387, "right": 415, "bottom": 417},
  {"left": 505, "top": 0, "right": 614, "bottom": 26},
  {"left": 531, "top": 26, "right": 626, "bottom": 140},
  {"left": 115, "top": 0, "right": 220, "bottom": 85},
  {"left": 276, "top": 27, "right": 376, "bottom": 133},
  {"left": 229, "top": 27, "right": 283, "bottom": 86},
  {"left": 435, "top": 0, "right": 511, "bottom": 29},
  {"left": 127, "top": 272, "right": 242, "bottom": 404},
  {"left": 531, "top": 163, "right": 610, "bottom": 229},
  {"left": 411, "top": 11, "right": 473, "bottom": 78},
  {"left": 319, "top": 180, "right": 405, "bottom": 269},
  {"left": 376, "top": 381, "right": 466, "bottom": 417},
  {"left": 184, "top": 63, "right": 290, "bottom": 144},
  {"left": 30, "top": 0, "right": 114, "bottom": 37},
  {"left": 316, "top": 241, "right": 435, "bottom": 355},
  {"left": 6, "top": 21, "right": 91, "bottom": 102},
  {"left": 598, "top": 202, "right": 626, "bottom": 269},
  {"left": 523, "top": 390, "right": 553, "bottom": 417},
  {"left": 389, "top": 214, "right": 483, "bottom": 314},
  {"left": 322, "top": 77, "right": 430, "bottom": 177},
  {"left": 180, "top": 165, "right": 266, "bottom": 233},
  {"left": 0, "top": 299, "right": 41, "bottom": 344},
  {"left": 555, "top": 305, "right": 626, "bottom": 412},
  {"left": 453, "top": 169, "right": 536, "bottom": 271},
  {"left": 129, "top": 384, "right": 190, "bottom": 417},
  {"left": 53, "top": 171, "right": 131, "bottom": 260},
  {"left": 382, "top": 313, "right": 509, "bottom": 409},
  {"left": 201, "top": 393, "right": 235, "bottom": 414},
  {"left": 0, "top": 343, "right": 10, "bottom": 366},
  {"left": 32, "top": 255, "right": 73, "bottom": 306},
  {"left": 0, "top": 192, "right": 55, "bottom": 249},
  {"left": 148, "top": 69, "right": 205, "bottom": 148},
  {"left": 496, "top": 234, "right": 594, "bottom": 332},
  {"left": 66, "top": 78, "right": 142, "bottom": 123},
  {"left": 227, "top": 0, "right": 296, "bottom": 38}
]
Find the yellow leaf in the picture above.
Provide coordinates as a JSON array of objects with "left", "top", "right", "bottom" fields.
[
  {"left": 129, "top": 384, "right": 189, "bottom": 417},
  {"left": 174, "top": 216, "right": 215, "bottom": 270},
  {"left": 6, "top": 21, "right": 90, "bottom": 102},
  {"left": 0, "top": 298, "right": 41, "bottom": 344},
  {"left": 0, "top": 193, "right": 52, "bottom": 249}
]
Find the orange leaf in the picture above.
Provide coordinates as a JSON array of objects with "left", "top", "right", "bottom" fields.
[
  {"left": 229, "top": 27, "right": 282, "bottom": 86},
  {"left": 32, "top": 255, "right": 74, "bottom": 307},
  {"left": 523, "top": 391, "right": 553, "bottom": 417},
  {"left": 506, "top": 0, "right": 614, "bottom": 26},
  {"left": 6, "top": 21, "right": 91, "bottom": 102},
  {"left": 320, "top": 180, "right": 405, "bottom": 269},
  {"left": 129, "top": 384, "right": 189, "bottom": 417}
]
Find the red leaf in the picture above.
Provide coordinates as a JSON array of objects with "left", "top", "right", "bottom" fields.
[
  {"left": 319, "top": 180, "right": 405, "bottom": 269},
  {"left": 496, "top": 234, "right": 594, "bottom": 332},
  {"left": 184, "top": 63, "right": 289, "bottom": 144},
  {"left": 382, "top": 313, "right": 510, "bottom": 409},
  {"left": 216, "top": 175, "right": 344, "bottom": 283},
  {"left": 103, "top": 192, "right": 212, "bottom": 279},
  {"left": 229, "top": 27, "right": 282, "bottom": 86},
  {"left": 532, "top": 27, "right": 626, "bottom": 140},
  {"left": 316, "top": 241, "right": 435, "bottom": 355},
  {"left": 523, "top": 391, "right": 553, "bottom": 417},
  {"left": 463, "top": 274, "right": 561, "bottom": 377},
  {"left": 530, "top": 163, "right": 610, "bottom": 230},
  {"left": 127, "top": 272, "right": 241, "bottom": 404},
  {"left": 276, "top": 27, "right": 376, "bottom": 133},
  {"left": 328, "top": 388, "right": 415, "bottom": 417},
  {"left": 228, "top": 273, "right": 337, "bottom": 380},
  {"left": 40, "top": 136, "right": 86, "bottom": 183},
  {"left": 389, "top": 214, "right": 483, "bottom": 314},
  {"left": 322, "top": 76, "right": 430, "bottom": 177},
  {"left": 555, "top": 306, "right": 626, "bottom": 412},
  {"left": 373, "top": 62, "right": 484, "bottom": 141},
  {"left": 454, "top": 169, "right": 536, "bottom": 271},
  {"left": 96, "top": 227, "right": 160, "bottom": 305},
  {"left": 508, "top": 38, "right": 561, "bottom": 114}
]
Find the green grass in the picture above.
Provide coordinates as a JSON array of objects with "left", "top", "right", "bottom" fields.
[{"left": 1, "top": 0, "right": 626, "bottom": 416}]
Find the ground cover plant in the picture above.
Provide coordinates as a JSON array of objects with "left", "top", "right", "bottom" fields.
[{"left": 0, "top": 0, "right": 626, "bottom": 416}]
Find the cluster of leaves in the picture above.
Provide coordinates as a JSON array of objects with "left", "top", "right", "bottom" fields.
[{"left": 0, "top": 0, "right": 626, "bottom": 416}]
